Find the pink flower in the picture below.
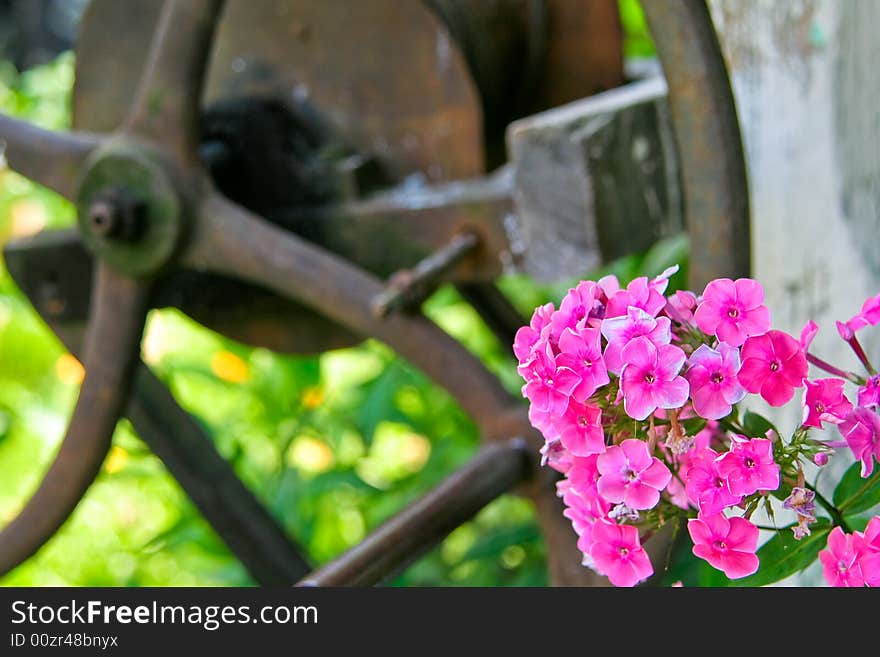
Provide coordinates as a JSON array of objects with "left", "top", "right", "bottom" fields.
[
  {"left": 528, "top": 403, "right": 554, "bottom": 437},
  {"left": 836, "top": 320, "right": 855, "bottom": 342},
  {"left": 863, "top": 516, "right": 880, "bottom": 551},
  {"left": 666, "top": 290, "right": 698, "bottom": 325},
  {"left": 688, "top": 514, "right": 759, "bottom": 579},
  {"left": 549, "top": 281, "right": 601, "bottom": 338},
  {"left": 839, "top": 292, "right": 880, "bottom": 337},
  {"left": 716, "top": 436, "right": 780, "bottom": 497},
  {"left": 694, "top": 278, "right": 771, "bottom": 346},
  {"left": 800, "top": 320, "right": 819, "bottom": 351},
  {"left": 738, "top": 330, "right": 808, "bottom": 406},
  {"left": 684, "top": 449, "right": 742, "bottom": 516},
  {"left": 596, "top": 274, "right": 620, "bottom": 303},
  {"left": 820, "top": 527, "right": 866, "bottom": 587},
  {"left": 554, "top": 399, "right": 605, "bottom": 457},
  {"left": 665, "top": 475, "right": 689, "bottom": 510},
  {"left": 539, "top": 438, "right": 573, "bottom": 473},
  {"left": 600, "top": 306, "right": 672, "bottom": 375},
  {"left": 860, "top": 516, "right": 880, "bottom": 587},
  {"left": 685, "top": 343, "right": 747, "bottom": 420},
  {"left": 605, "top": 276, "right": 668, "bottom": 319},
  {"left": 514, "top": 302, "right": 554, "bottom": 366},
  {"left": 556, "top": 327, "right": 610, "bottom": 402},
  {"left": 801, "top": 378, "right": 852, "bottom": 429},
  {"left": 596, "top": 439, "right": 672, "bottom": 510},
  {"left": 838, "top": 407, "right": 880, "bottom": 477},
  {"left": 561, "top": 483, "right": 608, "bottom": 538},
  {"left": 566, "top": 454, "right": 602, "bottom": 501},
  {"left": 858, "top": 375, "right": 880, "bottom": 409},
  {"left": 619, "top": 337, "right": 689, "bottom": 421},
  {"left": 521, "top": 343, "right": 581, "bottom": 415},
  {"left": 589, "top": 520, "right": 653, "bottom": 587}
]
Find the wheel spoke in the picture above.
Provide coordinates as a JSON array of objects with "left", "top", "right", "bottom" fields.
[
  {"left": 641, "top": 0, "right": 750, "bottom": 287},
  {"left": 0, "top": 263, "right": 150, "bottom": 575},
  {"left": 0, "top": 113, "right": 102, "bottom": 200},
  {"left": 298, "top": 439, "right": 530, "bottom": 586},
  {"left": 5, "top": 233, "right": 313, "bottom": 583},
  {"left": 184, "top": 192, "right": 518, "bottom": 434},
  {"left": 454, "top": 282, "right": 525, "bottom": 351},
  {"left": 123, "top": 0, "right": 225, "bottom": 167},
  {"left": 127, "top": 366, "right": 312, "bottom": 584}
]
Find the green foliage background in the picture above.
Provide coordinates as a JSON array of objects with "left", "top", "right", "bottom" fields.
[{"left": 0, "top": 17, "right": 682, "bottom": 588}]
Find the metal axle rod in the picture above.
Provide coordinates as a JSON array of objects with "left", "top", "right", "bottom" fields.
[{"left": 371, "top": 231, "right": 480, "bottom": 318}]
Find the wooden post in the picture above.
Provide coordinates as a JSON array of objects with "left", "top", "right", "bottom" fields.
[{"left": 710, "top": 0, "right": 880, "bottom": 582}]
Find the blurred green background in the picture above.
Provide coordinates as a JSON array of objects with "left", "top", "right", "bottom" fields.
[{"left": 0, "top": 2, "right": 679, "bottom": 587}]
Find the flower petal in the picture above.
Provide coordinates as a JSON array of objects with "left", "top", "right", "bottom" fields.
[
  {"left": 734, "top": 278, "right": 765, "bottom": 309},
  {"left": 625, "top": 481, "right": 661, "bottom": 510},
  {"left": 640, "top": 458, "right": 673, "bottom": 490},
  {"left": 725, "top": 517, "right": 759, "bottom": 552},
  {"left": 719, "top": 550, "right": 759, "bottom": 579},
  {"left": 654, "top": 376, "right": 690, "bottom": 410}
]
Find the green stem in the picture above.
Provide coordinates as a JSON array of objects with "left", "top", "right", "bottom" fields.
[{"left": 805, "top": 483, "right": 852, "bottom": 533}]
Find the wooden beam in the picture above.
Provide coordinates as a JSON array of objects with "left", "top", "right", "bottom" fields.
[{"left": 507, "top": 76, "right": 683, "bottom": 282}]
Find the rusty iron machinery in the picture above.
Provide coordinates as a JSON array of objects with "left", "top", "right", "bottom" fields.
[{"left": 0, "top": 0, "right": 749, "bottom": 586}]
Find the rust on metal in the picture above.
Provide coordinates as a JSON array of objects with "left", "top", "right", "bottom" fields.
[
  {"left": 3, "top": 238, "right": 312, "bottom": 583},
  {"left": 277, "top": 168, "right": 516, "bottom": 282},
  {"left": 126, "top": 367, "right": 313, "bottom": 584},
  {"left": 530, "top": 0, "right": 624, "bottom": 112},
  {"left": 123, "top": 0, "right": 225, "bottom": 169},
  {"left": 75, "top": 0, "right": 484, "bottom": 184},
  {"left": 0, "top": 0, "right": 750, "bottom": 587},
  {"left": 371, "top": 231, "right": 480, "bottom": 318},
  {"left": 298, "top": 439, "right": 532, "bottom": 587},
  {"left": 0, "top": 113, "right": 102, "bottom": 201},
  {"left": 3, "top": 230, "right": 360, "bottom": 355},
  {"left": 0, "top": 264, "right": 151, "bottom": 575},
  {"left": 642, "top": 0, "right": 751, "bottom": 287},
  {"left": 185, "top": 192, "right": 520, "bottom": 434}
]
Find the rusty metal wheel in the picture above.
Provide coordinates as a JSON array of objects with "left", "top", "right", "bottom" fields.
[{"left": 0, "top": 0, "right": 748, "bottom": 585}]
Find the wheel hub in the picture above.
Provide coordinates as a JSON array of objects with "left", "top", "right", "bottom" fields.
[{"left": 76, "top": 142, "right": 186, "bottom": 276}]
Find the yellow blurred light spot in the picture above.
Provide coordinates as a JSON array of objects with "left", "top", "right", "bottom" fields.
[
  {"left": 104, "top": 445, "right": 129, "bottom": 474},
  {"left": 301, "top": 386, "right": 325, "bottom": 409},
  {"left": 210, "top": 350, "right": 250, "bottom": 383},
  {"left": 356, "top": 422, "right": 432, "bottom": 488},
  {"left": 55, "top": 353, "right": 85, "bottom": 385},
  {"left": 0, "top": 501, "right": 23, "bottom": 524},
  {"left": 287, "top": 435, "right": 335, "bottom": 474},
  {"left": 399, "top": 432, "right": 431, "bottom": 470},
  {"left": 142, "top": 313, "right": 169, "bottom": 365},
  {"left": 10, "top": 199, "right": 47, "bottom": 237}
]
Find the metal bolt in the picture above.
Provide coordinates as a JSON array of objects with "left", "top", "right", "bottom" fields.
[{"left": 86, "top": 189, "right": 146, "bottom": 242}]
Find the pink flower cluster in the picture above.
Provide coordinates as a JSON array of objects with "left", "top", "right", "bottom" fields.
[
  {"left": 515, "top": 268, "right": 880, "bottom": 587},
  {"left": 819, "top": 517, "right": 880, "bottom": 587}
]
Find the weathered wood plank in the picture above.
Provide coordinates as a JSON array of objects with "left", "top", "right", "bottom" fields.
[{"left": 507, "top": 76, "right": 682, "bottom": 282}]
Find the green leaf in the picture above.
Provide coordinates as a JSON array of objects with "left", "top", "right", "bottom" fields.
[
  {"left": 741, "top": 410, "right": 778, "bottom": 439},
  {"left": 833, "top": 462, "right": 880, "bottom": 515},
  {"left": 680, "top": 417, "right": 707, "bottom": 437},
  {"left": 732, "top": 520, "right": 830, "bottom": 587}
]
